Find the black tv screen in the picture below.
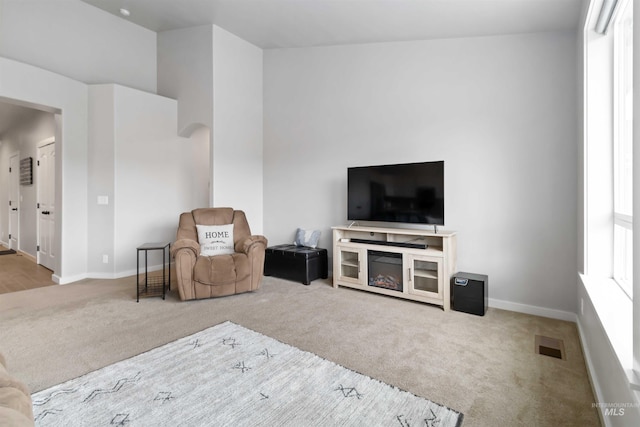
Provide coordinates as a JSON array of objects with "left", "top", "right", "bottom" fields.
[{"left": 348, "top": 161, "right": 444, "bottom": 225}]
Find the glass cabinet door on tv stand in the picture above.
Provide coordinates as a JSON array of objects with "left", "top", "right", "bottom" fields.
[
  {"left": 406, "top": 255, "right": 443, "bottom": 300},
  {"left": 336, "top": 246, "right": 366, "bottom": 286}
]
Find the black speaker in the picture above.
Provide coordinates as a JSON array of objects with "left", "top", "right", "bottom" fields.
[{"left": 451, "top": 272, "right": 488, "bottom": 316}]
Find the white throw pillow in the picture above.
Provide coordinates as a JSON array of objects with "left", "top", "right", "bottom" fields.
[{"left": 196, "top": 224, "right": 234, "bottom": 256}]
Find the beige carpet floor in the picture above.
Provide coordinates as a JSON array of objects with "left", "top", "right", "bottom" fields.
[{"left": 0, "top": 276, "right": 599, "bottom": 426}]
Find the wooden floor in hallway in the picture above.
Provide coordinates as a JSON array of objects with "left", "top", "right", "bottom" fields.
[{"left": 0, "top": 246, "right": 56, "bottom": 294}]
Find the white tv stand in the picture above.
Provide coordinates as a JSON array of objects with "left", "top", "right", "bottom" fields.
[{"left": 332, "top": 225, "right": 457, "bottom": 310}]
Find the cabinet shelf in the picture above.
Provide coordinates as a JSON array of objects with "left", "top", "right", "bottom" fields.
[
  {"left": 332, "top": 226, "right": 456, "bottom": 310},
  {"left": 414, "top": 269, "right": 438, "bottom": 279},
  {"left": 341, "top": 260, "right": 359, "bottom": 268}
]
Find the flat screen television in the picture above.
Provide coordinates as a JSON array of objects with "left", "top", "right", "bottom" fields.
[{"left": 347, "top": 161, "right": 444, "bottom": 225}]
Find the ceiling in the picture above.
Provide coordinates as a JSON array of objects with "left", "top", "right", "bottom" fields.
[{"left": 80, "top": 0, "right": 586, "bottom": 49}]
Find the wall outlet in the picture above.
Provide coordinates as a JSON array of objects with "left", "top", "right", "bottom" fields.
[{"left": 102, "top": 254, "right": 109, "bottom": 264}]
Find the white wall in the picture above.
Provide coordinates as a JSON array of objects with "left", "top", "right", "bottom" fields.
[
  {"left": 0, "top": 13, "right": 263, "bottom": 280},
  {"left": 0, "top": 111, "right": 55, "bottom": 257},
  {"left": 157, "top": 26, "right": 213, "bottom": 135},
  {"left": 212, "top": 26, "right": 264, "bottom": 234},
  {"left": 0, "top": 0, "right": 161, "bottom": 282},
  {"left": 264, "top": 32, "right": 578, "bottom": 313},
  {"left": 0, "top": 57, "right": 88, "bottom": 283},
  {"left": 158, "top": 25, "right": 264, "bottom": 233},
  {"left": 113, "top": 85, "right": 209, "bottom": 273},
  {"left": 87, "top": 84, "right": 209, "bottom": 276},
  {"left": 0, "top": 0, "right": 157, "bottom": 93},
  {"left": 87, "top": 85, "right": 116, "bottom": 275}
]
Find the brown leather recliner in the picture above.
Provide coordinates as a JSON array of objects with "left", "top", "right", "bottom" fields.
[{"left": 171, "top": 208, "right": 268, "bottom": 301}]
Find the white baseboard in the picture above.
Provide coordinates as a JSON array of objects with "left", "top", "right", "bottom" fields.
[
  {"left": 87, "top": 263, "right": 171, "bottom": 280},
  {"left": 86, "top": 270, "right": 139, "bottom": 280},
  {"left": 488, "top": 297, "right": 577, "bottom": 322},
  {"left": 55, "top": 263, "right": 172, "bottom": 284},
  {"left": 54, "top": 273, "right": 86, "bottom": 284},
  {"left": 115, "top": 263, "right": 170, "bottom": 279},
  {"left": 84, "top": 272, "right": 120, "bottom": 280}
]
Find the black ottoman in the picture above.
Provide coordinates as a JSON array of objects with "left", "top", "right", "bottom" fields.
[{"left": 264, "top": 244, "right": 328, "bottom": 285}]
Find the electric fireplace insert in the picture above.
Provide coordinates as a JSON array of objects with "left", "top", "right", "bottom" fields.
[{"left": 368, "top": 250, "right": 403, "bottom": 292}]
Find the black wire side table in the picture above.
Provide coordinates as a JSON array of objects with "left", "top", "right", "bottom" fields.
[{"left": 136, "top": 242, "right": 171, "bottom": 302}]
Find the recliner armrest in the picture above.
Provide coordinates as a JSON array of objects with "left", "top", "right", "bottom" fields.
[
  {"left": 171, "top": 239, "right": 200, "bottom": 259},
  {"left": 237, "top": 235, "right": 268, "bottom": 254}
]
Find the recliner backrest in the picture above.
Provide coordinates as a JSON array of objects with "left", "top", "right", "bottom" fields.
[{"left": 177, "top": 208, "right": 252, "bottom": 247}]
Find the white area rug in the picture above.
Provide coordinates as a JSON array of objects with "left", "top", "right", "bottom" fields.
[{"left": 32, "top": 321, "right": 463, "bottom": 426}]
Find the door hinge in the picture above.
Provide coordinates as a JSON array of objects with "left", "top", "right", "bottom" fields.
[
  {"left": 8, "top": 200, "right": 11, "bottom": 206},
  {"left": 8, "top": 234, "right": 11, "bottom": 239},
  {"left": 37, "top": 160, "right": 40, "bottom": 166},
  {"left": 37, "top": 202, "right": 40, "bottom": 209},
  {"left": 37, "top": 245, "right": 40, "bottom": 252},
  {"left": 8, "top": 167, "right": 11, "bottom": 173}
]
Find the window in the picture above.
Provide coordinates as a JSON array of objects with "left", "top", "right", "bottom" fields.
[{"left": 612, "top": 0, "right": 633, "bottom": 298}]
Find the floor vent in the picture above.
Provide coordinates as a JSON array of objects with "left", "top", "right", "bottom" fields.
[{"left": 535, "top": 335, "right": 565, "bottom": 360}]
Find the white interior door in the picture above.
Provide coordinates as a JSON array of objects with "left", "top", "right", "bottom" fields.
[
  {"left": 37, "top": 142, "right": 55, "bottom": 271},
  {"left": 8, "top": 153, "right": 19, "bottom": 250}
]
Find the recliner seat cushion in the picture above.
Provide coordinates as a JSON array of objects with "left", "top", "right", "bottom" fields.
[{"left": 193, "top": 253, "right": 250, "bottom": 286}]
